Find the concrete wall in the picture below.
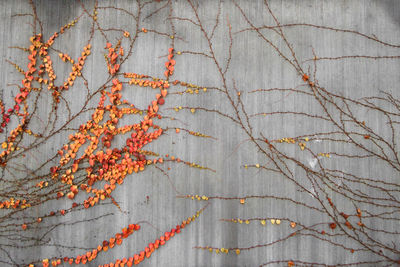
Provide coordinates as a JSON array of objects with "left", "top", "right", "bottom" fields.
[{"left": 0, "top": 0, "right": 400, "bottom": 266}]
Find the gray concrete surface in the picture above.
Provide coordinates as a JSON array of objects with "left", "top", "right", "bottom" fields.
[{"left": 0, "top": 0, "right": 400, "bottom": 266}]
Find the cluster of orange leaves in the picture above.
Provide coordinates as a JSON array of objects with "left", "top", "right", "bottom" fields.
[
  {"left": 47, "top": 43, "right": 173, "bottom": 215},
  {"left": 0, "top": 18, "right": 82, "bottom": 160},
  {"left": 59, "top": 44, "right": 91, "bottom": 91},
  {"left": 164, "top": 48, "right": 175, "bottom": 78},
  {"left": 0, "top": 198, "right": 30, "bottom": 209},
  {"left": 106, "top": 42, "right": 122, "bottom": 75},
  {"left": 31, "top": 224, "right": 140, "bottom": 267},
  {"left": 100, "top": 208, "right": 205, "bottom": 267}
]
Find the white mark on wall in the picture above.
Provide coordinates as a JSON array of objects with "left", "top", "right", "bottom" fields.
[{"left": 309, "top": 158, "right": 318, "bottom": 169}]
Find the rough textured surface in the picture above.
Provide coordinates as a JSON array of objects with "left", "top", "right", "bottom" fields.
[{"left": 0, "top": 0, "right": 400, "bottom": 266}]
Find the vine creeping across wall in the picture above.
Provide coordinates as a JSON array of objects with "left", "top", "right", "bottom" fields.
[{"left": 0, "top": 0, "right": 400, "bottom": 266}]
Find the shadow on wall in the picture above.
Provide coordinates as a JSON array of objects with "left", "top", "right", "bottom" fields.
[
  {"left": 33, "top": 0, "right": 84, "bottom": 35},
  {"left": 378, "top": 0, "right": 400, "bottom": 27}
]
